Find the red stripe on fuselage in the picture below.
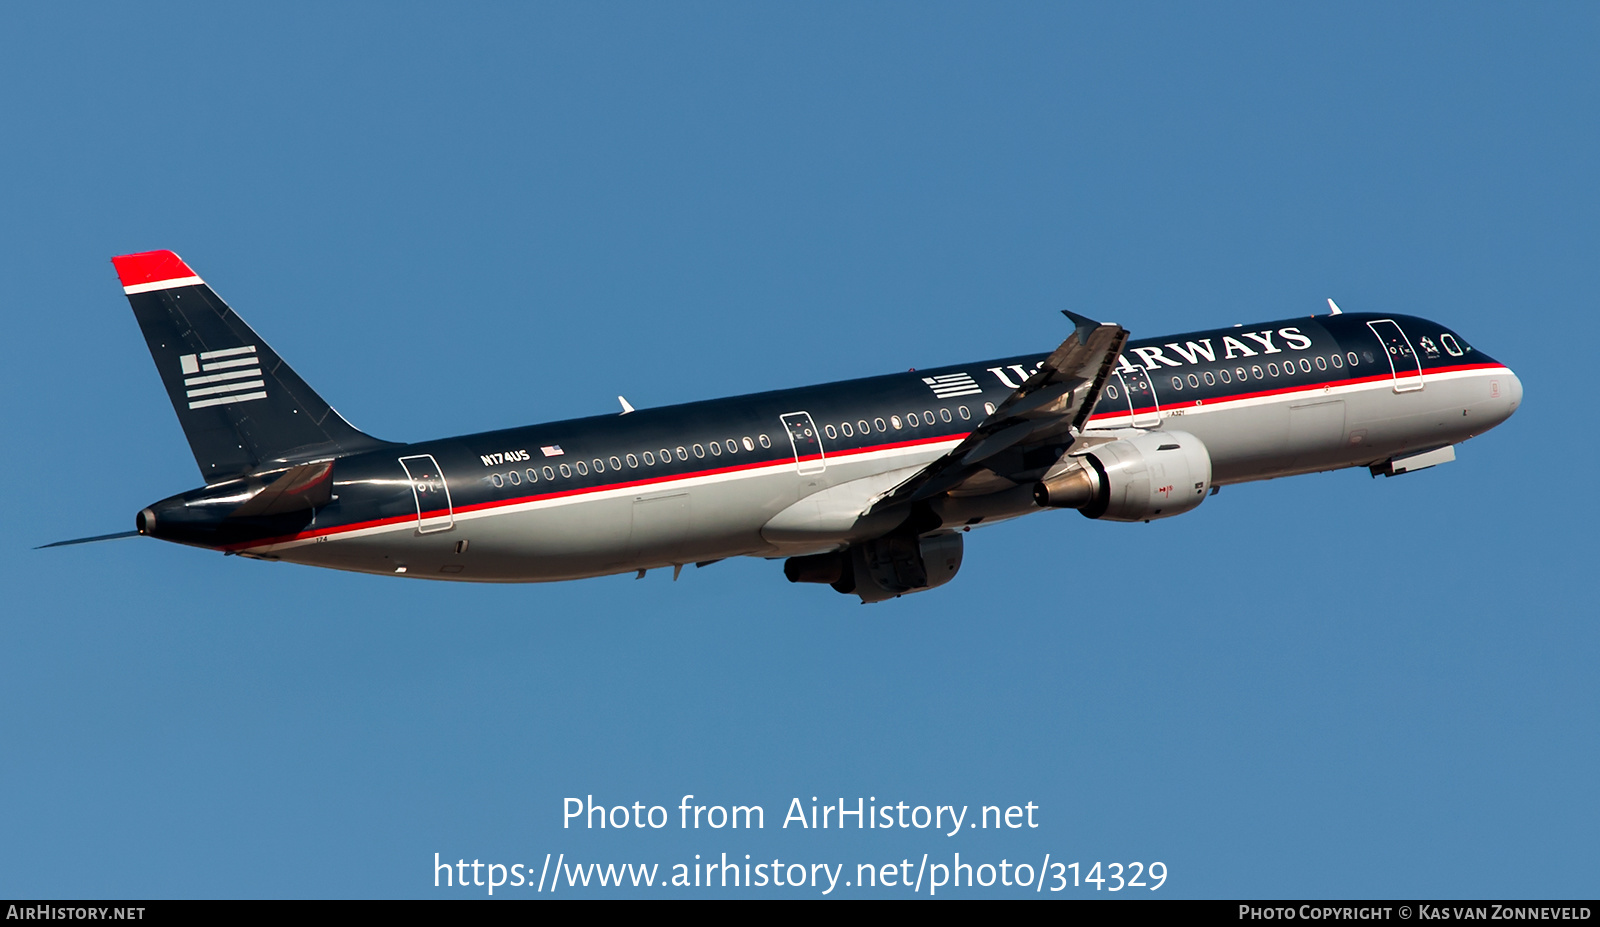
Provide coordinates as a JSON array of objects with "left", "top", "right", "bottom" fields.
[
  {"left": 225, "top": 431, "right": 969, "bottom": 551},
  {"left": 228, "top": 360, "right": 1511, "bottom": 552},
  {"left": 1090, "top": 361, "right": 1505, "bottom": 421}
]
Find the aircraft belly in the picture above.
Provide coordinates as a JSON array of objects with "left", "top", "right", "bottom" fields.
[
  {"left": 1343, "top": 374, "right": 1498, "bottom": 459},
  {"left": 1168, "top": 373, "right": 1502, "bottom": 483},
  {"left": 760, "top": 464, "right": 923, "bottom": 552},
  {"left": 1165, "top": 403, "right": 1294, "bottom": 483},
  {"left": 283, "top": 464, "right": 835, "bottom": 580}
]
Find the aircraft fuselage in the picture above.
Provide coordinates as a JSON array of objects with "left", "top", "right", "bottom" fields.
[{"left": 137, "top": 311, "right": 1521, "bottom": 584}]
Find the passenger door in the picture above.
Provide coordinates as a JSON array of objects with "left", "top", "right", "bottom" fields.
[
  {"left": 1367, "top": 320, "right": 1424, "bottom": 393},
  {"left": 398, "top": 455, "right": 454, "bottom": 533},
  {"left": 1116, "top": 371, "right": 1163, "bottom": 428}
]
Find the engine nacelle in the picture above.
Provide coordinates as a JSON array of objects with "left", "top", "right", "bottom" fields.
[
  {"left": 784, "top": 532, "right": 964, "bottom": 604},
  {"left": 1034, "top": 430, "right": 1212, "bottom": 522}
]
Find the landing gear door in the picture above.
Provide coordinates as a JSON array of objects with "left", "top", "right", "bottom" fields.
[
  {"left": 1116, "top": 371, "right": 1163, "bottom": 428},
  {"left": 780, "top": 412, "right": 826, "bottom": 475},
  {"left": 1367, "top": 320, "right": 1425, "bottom": 393},
  {"left": 398, "top": 454, "right": 455, "bottom": 533}
]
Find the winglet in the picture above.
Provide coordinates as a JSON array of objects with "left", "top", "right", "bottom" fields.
[
  {"left": 112, "top": 250, "right": 204, "bottom": 294},
  {"left": 1060, "top": 309, "right": 1108, "bottom": 345}
]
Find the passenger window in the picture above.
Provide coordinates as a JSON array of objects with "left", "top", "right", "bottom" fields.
[
  {"left": 491, "top": 473, "right": 504, "bottom": 488},
  {"left": 1441, "top": 333, "right": 1464, "bottom": 357},
  {"left": 592, "top": 459, "right": 604, "bottom": 473},
  {"left": 857, "top": 420, "right": 869, "bottom": 434},
  {"left": 610, "top": 456, "right": 621, "bottom": 469},
  {"left": 824, "top": 424, "right": 837, "bottom": 439},
  {"left": 1348, "top": 352, "right": 1360, "bottom": 366},
  {"left": 890, "top": 415, "right": 902, "bottom": 429},
  {"left": 1315, "top": 356, "right": 1327, "bottom": 371},
  {"left": 692, "top": 444, "right": 704, "bottom": 458},
  {"left": 1331, "top": 354, "right": 1343, "bottom": 368},
  {"left": 559, "top": 464, "right": 571, "bottom": 478},
  {"left": 709, "top": 441, "right": 722, "bottom": 456},
  {"left": 507, "top": 470, "right": 521, "bottom": 486},
  {"left": 643, "top": 451, "right": 655, "bottom": 465},
  {"left": 526, "top": 469, "right": 538, "bottom": 483},
  {"left": 941, "top": 408, "right": 953, "bottom": 423},
  {"left": 543, "top": 466, "right": 555, "bottom": 480},
  {"left": 924, "top": 409, "right": 933, "bottom": 422},
  {"left": 626, "top": 454, "right": 638, "bottom": 468},
  {"left": 1218, "top": 369, "right": 1231, "bottom": 384},
  {"left": 1236, "top": 366, "right": 1248, "bottom": 381},
  {"left": 676, "top": 447, "right": 688, "bottom": 460},
  {"left": 759, "top": 435, "right": 771, "bottom": 449},
  {"left": 1268, "top": 363, "right": 1280, "bottom": 376},
  {"left": 1106, "top": 384, "right": 1120, "bottom": 398},
  {"left": 659, "top": 448, "right": 671, "bottom": 462},
  {"left": 958, "top": 406, "right": 970, "bottom": 420},
  {"left": 1187, "top": 373, "right": 1200, "bottom": 388},
  {"left": 983, "top": 402, "right": 996, "bottom": 415},
  {"left": 575, "top": 460, "right": 588, "bottom": 475},
  {"left": 906, "top": 413, "right": 918, "bottom": 427},
  {"left": 841, "top": 422, "right": 854, "bottom": 437},
  {"left": 874, "top": 417, "right": 886, "bottom": 432},
  {"left": 726, "top": 440, "right": 737, "bottom": 454},
  {"left": 1171, "top": 376, "right": 1184, "bottom": 390},
  {"left": 1251, "top": 365, "right": 1264, "bottom": 379},
  {"left": 1299, "top": 358, "right": 1311, "bottom": 373}
]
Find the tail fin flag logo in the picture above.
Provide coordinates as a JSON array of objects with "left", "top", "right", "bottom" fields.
[{"left": 180, "top": 345, "right": 266, "bottom": 409}]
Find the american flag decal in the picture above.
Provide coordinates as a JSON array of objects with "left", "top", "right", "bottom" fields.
[
  {"left": 922, "top": 372, "right": 983, "bottom": 399},
  {"left": 540, "top": 444, "right": 565, "bottom": 457},
  {"left": 180, "top": 346, "right": 266, "bottom": 410}
]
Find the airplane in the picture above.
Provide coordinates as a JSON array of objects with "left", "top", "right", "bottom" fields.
[{"left": 47, "top": 249, "right": 1523, "bottom": 603}]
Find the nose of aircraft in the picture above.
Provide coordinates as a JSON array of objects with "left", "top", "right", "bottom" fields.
[
  {"left": 1486, "top": 367, "right": 1523, "bottom": 430},
  {"left": 1504, "top": 369, "right": 1523, "bottom": 416}
]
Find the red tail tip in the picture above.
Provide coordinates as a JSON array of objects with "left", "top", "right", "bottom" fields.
[{"left": 112, "top": 250, "right": 197, "bottom": 287}]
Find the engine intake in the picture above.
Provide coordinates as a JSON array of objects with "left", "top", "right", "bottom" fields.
[{"left": 1034, "top": 430, "right": 1212, "bottom": 522}]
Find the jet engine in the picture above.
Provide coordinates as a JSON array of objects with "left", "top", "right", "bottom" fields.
[
  {"left": 784, "top": 532, "right": 964, "bottom": 604},
  {"left": 1033, "top": 430, "right": 1211, "bottom": 522}
]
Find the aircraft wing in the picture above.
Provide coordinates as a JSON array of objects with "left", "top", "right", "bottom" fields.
[{"left": 871, "top": 311, "right": 1128, "bottom": 509}]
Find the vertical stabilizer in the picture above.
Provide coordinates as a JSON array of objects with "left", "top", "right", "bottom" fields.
[{"left": 113, "top": 250, "right": 393, "bottom": 483}]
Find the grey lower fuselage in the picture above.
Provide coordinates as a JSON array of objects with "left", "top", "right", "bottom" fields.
[{"left": 217, "top": 312, "right": 1521, "bottom": 582}]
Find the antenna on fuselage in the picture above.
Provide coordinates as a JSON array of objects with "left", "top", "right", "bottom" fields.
[
  {"left": 618, "top": 395, "right": 636, "bottom": 414},
  {"left": 1327, "top": 298, "right": 1343, "bottom": 315}
]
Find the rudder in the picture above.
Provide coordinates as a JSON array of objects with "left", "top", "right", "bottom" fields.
[{"left": 113, "top": 250, "right": 393, "bottom": 483}]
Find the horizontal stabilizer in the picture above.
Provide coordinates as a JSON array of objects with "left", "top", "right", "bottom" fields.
[
  {"left": 229, "top": 461, "right": 335, "bottom": 519},
  {"left": 37, "top": 530, "right": 141, "bottom": 549}
]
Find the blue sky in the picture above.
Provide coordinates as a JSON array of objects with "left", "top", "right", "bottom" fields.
[{"left": 1, "top": 4, "right": 1595, "bottom": 898}]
